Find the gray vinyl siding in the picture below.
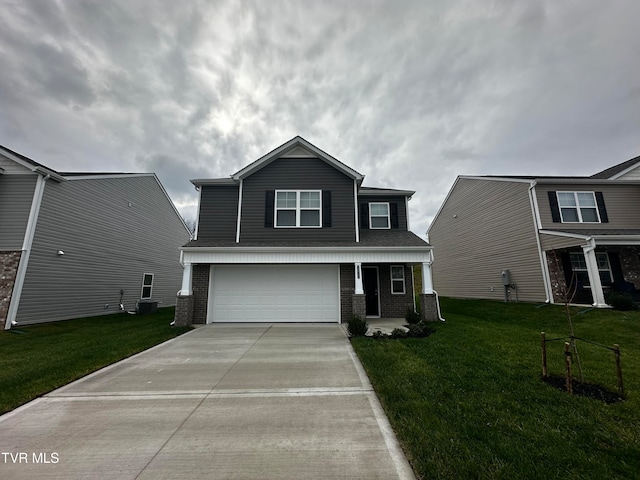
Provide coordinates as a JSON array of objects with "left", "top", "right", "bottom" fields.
[
  {"left": 16, "top": 176, "right": 191, "bottom": 325},
  {"left": 0, "top": 174, "right": 37, "bottom": 249},
  {"left": 0, "top": 155, "right": 33, "bottom": 174},
  {"left": 428, "top": 178, "right": 546, "bottom": 302},
  {"left": 240, "top": 157, "right": 355, "bottom": 242},
  {"left": 197, "top": 185, "right": 238, "bottom": 241},
  {"left": 616, "top": 165, "right": 640, "bottom": 180},
  {"left": 358, "top": 195, "right": 408, "bottom": 230},
  {"left": 536, "top": 183, "right": 640, "bottom": 230}
]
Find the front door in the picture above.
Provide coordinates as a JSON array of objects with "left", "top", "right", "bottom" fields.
[{"left": 363, "top": 267, "right": 380, "bottom": 317}]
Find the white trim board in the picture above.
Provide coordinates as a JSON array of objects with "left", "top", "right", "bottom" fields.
[{"left": 182, "top": 248, "right": 432, "bottom": 265}]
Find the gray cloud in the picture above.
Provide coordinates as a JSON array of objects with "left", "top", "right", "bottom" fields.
[{"left": 1, "top": 0, "right": 639, "bottom": 233}]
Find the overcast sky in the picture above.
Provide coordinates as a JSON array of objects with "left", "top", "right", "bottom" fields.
[{"left": 1, "top": 0, "right": 639, "bottom": 237}]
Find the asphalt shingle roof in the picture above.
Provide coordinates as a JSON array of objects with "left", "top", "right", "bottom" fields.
[{"left": 183, "top": 230, "right": 430, "bottom": 248}]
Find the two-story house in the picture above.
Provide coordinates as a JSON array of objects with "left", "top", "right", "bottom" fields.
[
  {"left": 0, "top": 144, "right": 191, "bottom": 329},
  {"left": 174, "top": 136, "right": 440, "bottom": 326},
  {"left": 427, "top": 155, "right": 640, "bottom": 307}
]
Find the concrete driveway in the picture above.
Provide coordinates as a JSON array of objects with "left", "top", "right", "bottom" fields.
[{"left": 0, "top": 324, "right": 414, "bottom": 479}]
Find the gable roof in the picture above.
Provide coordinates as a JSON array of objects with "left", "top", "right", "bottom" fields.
[
  {"left": 231, "top": 136, "right": 364, "bottom": 183},
  {"left": 590, "top": 155, "right": 640, "bottom": 179},
  {"left": 0, "top": 144, "right": 66, "bottom": 181}
]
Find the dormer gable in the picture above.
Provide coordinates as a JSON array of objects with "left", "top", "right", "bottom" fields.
[{"left": 231, "top": 136, "right": 364, "bottom": 184}]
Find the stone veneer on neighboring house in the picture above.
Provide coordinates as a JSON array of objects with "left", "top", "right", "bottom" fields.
[
  {"left": 0, "top": 251, "right": 22, "bottom": 328},
  {"left": 546, "top": 247, "right": 640, "bottom": 304},
  {"left": 618, "top": 246, "right": 640, "bottom": 288}
]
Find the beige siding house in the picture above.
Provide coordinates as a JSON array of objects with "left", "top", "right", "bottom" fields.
[{"left": 428, "top": 155, "right": 640, "bottom": 307}]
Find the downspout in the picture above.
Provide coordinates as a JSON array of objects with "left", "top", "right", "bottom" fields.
[
  {"left": 5, "top": 173, "right": 49, "bottom": 330},
  {"left": 423, "top": 250, "right": 445, "bottom": 322},
  {"left": 528, "top": 181, "right": 552, "bottom": 303}
]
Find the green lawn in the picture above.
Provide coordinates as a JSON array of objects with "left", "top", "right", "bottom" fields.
[
  {"left": 0, "top": 308, "right": 191, "bottom": 415},
  {"left": 352, "top": 298, "right": 640, "bottom": 480}
]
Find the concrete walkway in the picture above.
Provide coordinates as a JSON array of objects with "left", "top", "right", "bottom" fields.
[{"left": 0, "top": 324, "right": 414, "bottom": 479}]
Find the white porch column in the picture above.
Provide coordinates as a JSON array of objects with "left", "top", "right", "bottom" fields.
[
  {"left": 354, "top": 262, "right": 364, "bottom": 294},
  {"left": 422, "top": 253, "right": 434, "bottom": 294},
  {"left": 582, "top": 244, "right": 607, "bottom": 307},
  {"left": 179, "top": 262, "right": 193, "bottom": 296}
]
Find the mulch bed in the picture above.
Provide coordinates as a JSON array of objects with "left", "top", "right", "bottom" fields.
[{"left": 543, "top": 375, "right": 624, "bottom": 404}]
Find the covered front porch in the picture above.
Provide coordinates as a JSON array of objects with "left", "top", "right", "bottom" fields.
[
  {"left": 341, "top": 255, "right": 440, "bottom": 323},
  {"left": 541, "top": 230, "right": 640, "bottom": 307},
  {"left": 174, "top": 245, "right": 440, "bottom": 326}
]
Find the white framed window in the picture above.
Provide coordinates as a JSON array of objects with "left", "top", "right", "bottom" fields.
[
  {"left": 275, "top": 190, "right": 321, "bottom": 228},
  {"left": 390, "top": 265, "right": 405, "bottom": 294},
  {"left": 141, "top": 273, "right": 154, "bottom": 299},
  {"left": 569, "top": 252, "right": 612, "bottom": 285},
  {"left": 370, "top": 202, "right": 390, "bottom": 229},
  {"left": 595, "top": 252, "right": 613, "bottom": 285},
  {"left": 557, "top": 192, "right": 600, "bottom": 223}
]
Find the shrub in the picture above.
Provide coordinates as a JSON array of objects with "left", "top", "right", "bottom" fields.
[
  {"left": 390, "top": 328, "right": 408, "bottom": 339},
  {"left": 386, "top": 322, "right": 435, "bottom": 339},
  {"left": 608, "top": 293, "right": 635, "bottom": 311},
  {"left": 405, "top": 307, "right": 421, "bottom": 325},
  {"left": 348, "top": 315, "right": 369, "bottom": 336},
  {"left": 407, "top": 322, "right": 435, "bottom": 338}
]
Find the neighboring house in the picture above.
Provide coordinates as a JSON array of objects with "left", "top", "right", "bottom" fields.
[
  {"left": 0, "top": 145, "right": 191, "bottom": 330},
  {"left": 427, "top": 155, "right": 640, "bottom": 307},
  {"left": 174, "top": 136, "right": 439, "bottom": 325}
]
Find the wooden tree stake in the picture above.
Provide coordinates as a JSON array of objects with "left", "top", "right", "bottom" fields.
[
  {"left": 564, "top": 342, "right": 572, "bottom": 395},
  {"left": 614, "top": 344, "right": 624, "bottom": 397},
  {"left": 541, "top": 332, "right": 547, "bottom": 378}
]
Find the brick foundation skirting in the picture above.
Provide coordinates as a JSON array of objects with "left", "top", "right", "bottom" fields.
[
  {"left": 192, "top": 264, "right": 210, "bottom": 324},
  {"left": 352, "top": 294, "right": 366, "bottom": 319},
  {"left": 174, "top": 294, "right": 194, "bottom": 326},
  {"left": 420, "top": 293, "right": 439, "bottom": 322}
]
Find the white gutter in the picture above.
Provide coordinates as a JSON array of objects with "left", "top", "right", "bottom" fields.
[
  {"left": 528, "top": 181, "right": 552, "bottom": 304},
  {"left": 539, "top": 230, "right": 591, "bottom": 240},
  {"left": 5, "top": 174, "right": 49, "bottom": 329},
  {"left": 591, "top": 235, "right": 640, "bottom": 245}
]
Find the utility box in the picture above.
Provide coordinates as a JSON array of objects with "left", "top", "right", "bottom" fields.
[
  {"left": 138, "top": 300, "right": 158, "bottom": 315},
  {"left": 501, "top": 270, "right": 511, "bottom": 286}
]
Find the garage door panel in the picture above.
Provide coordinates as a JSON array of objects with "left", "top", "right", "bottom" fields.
[{"left": 209, "top": 265, "right": 339, "bottom": 323}]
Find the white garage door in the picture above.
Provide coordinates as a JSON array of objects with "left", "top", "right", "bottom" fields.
[{"left": 208, "top": 265, "right": 340, "bottom": 323}]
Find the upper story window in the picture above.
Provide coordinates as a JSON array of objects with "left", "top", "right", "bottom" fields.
[
  {"left": 557, "top": 192, "right": 600, "bottom": 223},
  {"left": 275, "top": 190, "right": 321, "bottom": 227},
  {"left": 369, "top": 202, "right": 390, "bottom": 229}
]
